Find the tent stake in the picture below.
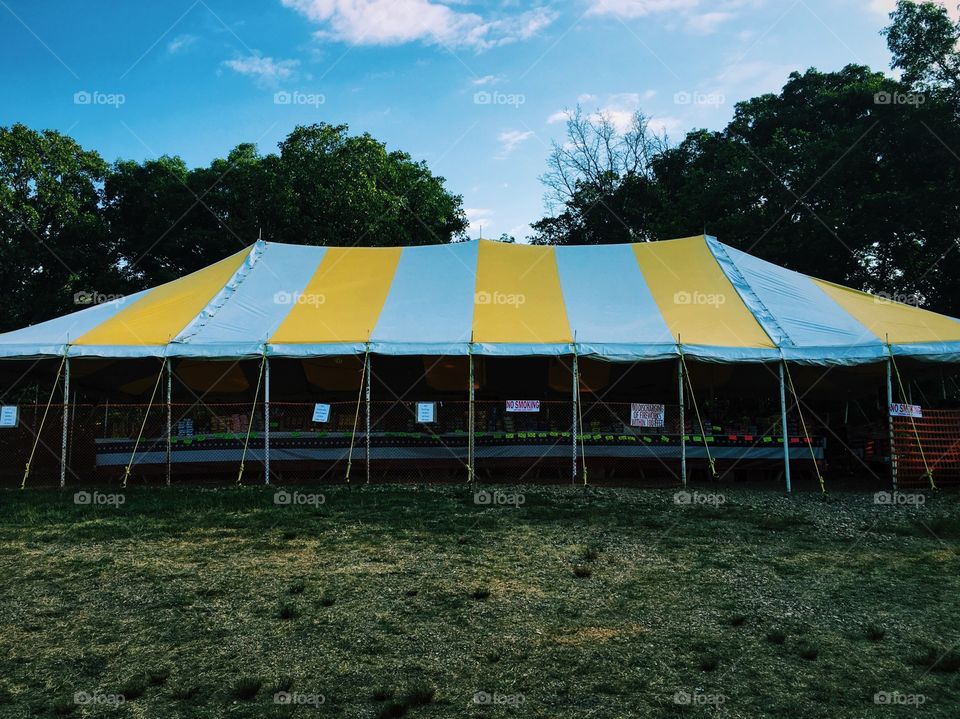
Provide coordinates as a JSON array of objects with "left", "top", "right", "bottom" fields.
[
  {"left": 678, "top": 353, "right": 686, "bottom": 488},
  {"left": 60, "top": 354, "right": 70, "bottom": 489},
  {"left": 166, "top": 358, "right": 172, "bottom": 487},
  {"left": 264, "top": 354, "right": 270, "bottom": 485},
  {"left": 779, "top": 361, "right": 792, "bottom": 494}
]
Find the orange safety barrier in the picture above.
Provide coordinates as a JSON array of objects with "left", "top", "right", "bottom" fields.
[{"left": 892, "top": 409, "right": 960, "bottom": 488}]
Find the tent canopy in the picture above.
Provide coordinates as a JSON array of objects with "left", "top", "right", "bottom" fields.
[{"left": 2, "top": 235, "right": 959, "bottom": 365}]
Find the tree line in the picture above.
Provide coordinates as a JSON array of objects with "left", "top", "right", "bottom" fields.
[{"left": 0, "top": 0, "right": 957, "bottom": 332}]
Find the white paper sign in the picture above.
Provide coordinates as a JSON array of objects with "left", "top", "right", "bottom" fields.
[
  {"left": 312, "top": 403, "right": 331, "bottom": 423},
  {"left": 0, "top": 406, "right": 17, "bottom": 428},
  {"left": 889, "top": 403, "right": 922, "bottom": 418},
  {"left": 630, "top": 403, "right": 665, "bottom": 428},
  {"left": 506, "top": 400, "right": 540, "bottom": 413},
  {"left": 416, "top": 402, "right": 436, "bottom": 423}
]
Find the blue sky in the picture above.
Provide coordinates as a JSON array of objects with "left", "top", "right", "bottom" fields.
[{"left": 0, "top": 0, "right": 937, "bottom": 242}]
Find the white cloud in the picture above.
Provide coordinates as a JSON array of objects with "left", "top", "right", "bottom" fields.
[
  {"left": 465, "top": 207, "right": 495, "bottom": 237},
  {"left": 223, "top": 55, "right": 300, "bottom": 85},
  {"left": 547, "top": 91, "right": 659, "bottom": 130},
  {"left": 685, "top": 11, "right": 733, "bottom": 34},
  {"left": 282, "top": 0, "right": 557, "bottom": 49},
  {"left": 647, "top": 115, "right": 684, "bottom": 137},
  {"left": 585, "top": 0, "right": 758, "bottom": 34},
  {"left": 167, "top": 34, "right": 198, "bottom": 54},
  {"left": 586, "top": 0, "right": 701, "bottom": 19},
  {"left": 472, "top": 74, "right": 499, "bottom": 86},
  {"left": 496, "top": 129, "right": 535, "bottom": 158}
]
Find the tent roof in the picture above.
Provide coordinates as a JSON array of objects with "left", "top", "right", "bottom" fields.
[{"left": 2, "top": 235, "right": 959, "bottom": 365}]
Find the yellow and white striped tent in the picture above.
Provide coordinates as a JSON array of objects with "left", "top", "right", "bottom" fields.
[{"left": 2, "top": 235, "right": 959, "bottom": 364}]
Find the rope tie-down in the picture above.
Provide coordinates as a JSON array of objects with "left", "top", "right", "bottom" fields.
[
  {"left": 122, "top": 360, "right": 166, "bottom": 489},
  {"left": 236, "top": 354, "right": 267, "bottom": 487},
  {"left": 21, "top": 353, "right": 67, "bottom": 490},
  {"left": 345, "top": 346, "right": 369, "bottom": 486},
  {"left": 889, "top": 349, "right": 936, "bottom": 491},
  {"left": 679, "top": 351, "right": 718, "bottom": 481},
  {"left": 573, "top": 346, "right": 588, "bottom": 487},
  {"left": 782, "top": 363, "right": 827, "bottom": 495}
]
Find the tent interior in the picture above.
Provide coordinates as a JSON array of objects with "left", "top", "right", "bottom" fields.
[{"left": 2, "top": 354, "right": 956, "bottom": 489}]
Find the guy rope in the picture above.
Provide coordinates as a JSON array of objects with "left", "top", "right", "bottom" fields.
[
  {"left": 345, "top": 345, "right": 369, "bottom": 485},
  {"left": 679, "top": 351, "right": 718, "bottom": 481},
  {"left": 20, "top": 352, "right": 67, "bottom": 489},
  {"left": 122, "top": 359, "right": 166, "bottom": 488},
  {"left": 573, "top": 348, "right": 588, "bottom": 486},
  {"left": 889, "top": 349, "right": 936, "bottom": 490},
  {"left": 782, "top": 363, "right": 827, "bottom": 495},
  {"left": 236, "top": 354, "right": 266, "bottom": 487}
]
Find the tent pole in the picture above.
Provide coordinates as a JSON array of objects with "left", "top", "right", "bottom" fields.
[
  {"left": 572, "top": 352, "right": 578, "bottom": 487},
  {"left": 60, "top": 354, "right": 70, "bottom": 489},
  {"left": 678, "top": 354, "right": 686, "bottom": 488},
  {"left": 779, "top": 361, "right": 792, "bottom": 494},
  {"left": 365, "top": 350, "right": 371, "bottom": 485},
  {"left": 887, "top": 357, "right": 897, "bottom": 491},
  {"left": 264, "top": 354, "right": 271, "bottom": 485},
  {"left": 166, "top": 358, "right": 172, "bottom": 487},
  {"left": 468, "top": 347, "right": 475, "bottom": 486}
]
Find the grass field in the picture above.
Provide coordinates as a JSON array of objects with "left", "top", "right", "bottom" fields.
[{"left": 0, "top": 484, "right": 958, "bottom": 718}]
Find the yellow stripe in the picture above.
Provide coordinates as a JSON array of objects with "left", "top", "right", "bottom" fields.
[
  {"left": 473, "top": 241, "right": 571, "bottom": 344},
  {"left": 633, "top": 236, "right": 774, "bottom": 348},
  {"left": 76, "top": 247, "right": 251, "bottom": 346},
  {"left": 270, "top": 247, "right": 401, "bottom": 344},
  {"left": 812, "top": 278, "right": 960, "bottom": 344}
]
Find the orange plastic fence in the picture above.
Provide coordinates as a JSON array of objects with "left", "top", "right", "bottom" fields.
[{"left": 893, "top": 409, "right": 960, "bottom": 488}]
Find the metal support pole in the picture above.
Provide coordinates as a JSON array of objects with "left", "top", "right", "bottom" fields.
[
  {"left": 365, "top": 351, "right": 371, "bottom": 484},
  {"left": 887, "top": 357, "right": 897, "bottom": 490},
  {"left": 60, "top": 355, "right": 70, "bottom": 488},
  {"left": 264, "top": 355, "right": 271, "bottom": 485},
  {"left": 468, "top": 349, "right": 475, "bottom": 486},
  {"left": 779, "top": 362, "right": 792, "bottom": 494},
  {"left": 678, "top": 356, "right": 686, "bottom": 488},
  {"left": 572, "top": 353, "right": 579, "bottom": 486},
  {"left": 166, "top": 358, "right": 172, "bottom": 486}
]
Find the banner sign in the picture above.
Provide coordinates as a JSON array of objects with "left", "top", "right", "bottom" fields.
[
  {"left": 312, "top": 403, "right": 331, "bottom": 423},
  {"left": 0, "top": 406, "right": 17, "bottom": 428},
  {"left": 889, "top": 403, "right": 922, "bottom": 418},
  {"left": 416, "top": 402, "right": 436, "bottom": 423},
  {"left": 630, "top": 403, "right": 665, "bottom": 427},
  {"left": 506, "top": 400, "right": 540, "bottom": 413}
]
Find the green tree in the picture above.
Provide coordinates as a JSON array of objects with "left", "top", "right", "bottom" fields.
[
  {"left": 885, "top": 0, "right": 960, "bottom": 103},
  {"left": 0, "top": 124, "right": 122, "bottom": 331},
  {"left": 106, "top": 123, "right": 469, "bottom": 290},
  {"left": 272, "top": 123, "right": 467, "bottom": 247}
]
